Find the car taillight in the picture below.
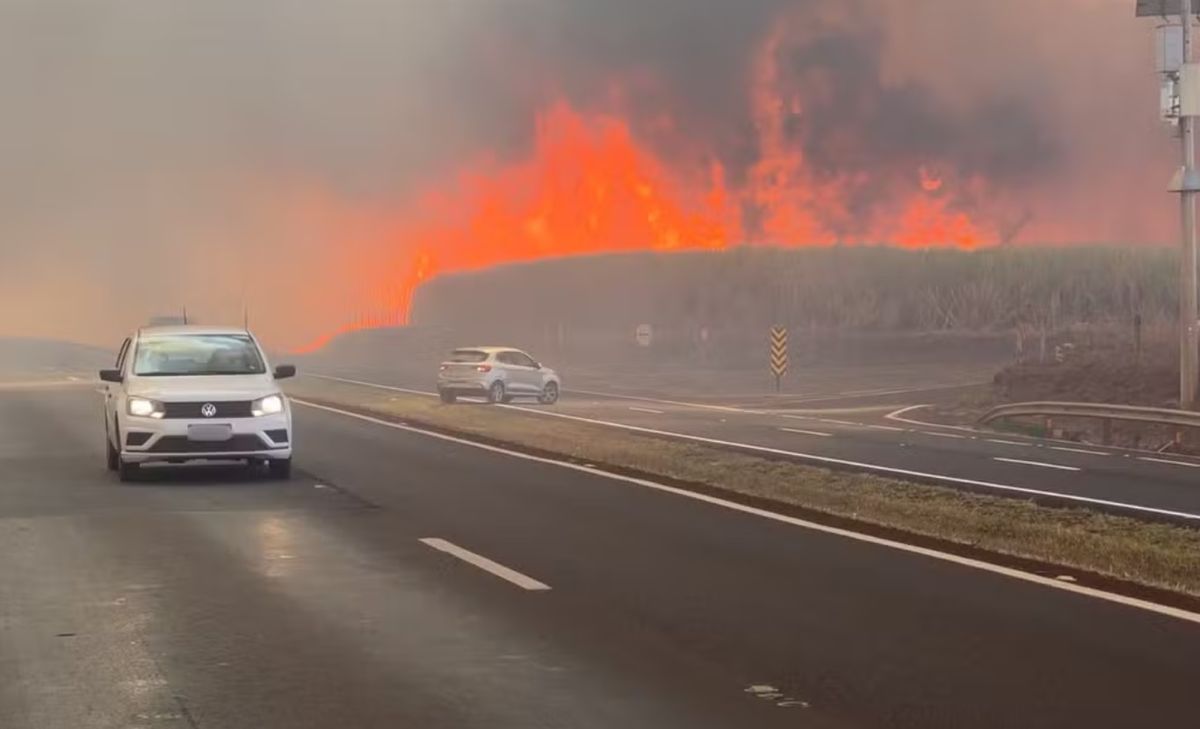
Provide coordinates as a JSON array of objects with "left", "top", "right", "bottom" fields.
[{"left": 476, "top": 364, "right": 492, "bottom": 372}]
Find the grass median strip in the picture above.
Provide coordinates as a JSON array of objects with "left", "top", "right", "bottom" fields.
[{"left": 287, "top": 377, "right": 1200, "bottom": 601}]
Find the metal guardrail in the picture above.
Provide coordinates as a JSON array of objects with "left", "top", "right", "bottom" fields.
[{"left": 980, "top": 402, "right": 1200, "bottom": 443}]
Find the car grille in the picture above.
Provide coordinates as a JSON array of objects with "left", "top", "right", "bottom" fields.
[
  {"left": 148, "top": 435, "right": 274, "bottom": 453},
  {"left": 162, "top": 401, "right": 253, "bottom": 419}
]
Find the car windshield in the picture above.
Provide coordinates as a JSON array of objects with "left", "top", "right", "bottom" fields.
[
  {"left": 447, "top": 350, "right": 488, "bottom": 363},
  {"left": 133, "top": 334, "right": 266, "bottom": 376}
]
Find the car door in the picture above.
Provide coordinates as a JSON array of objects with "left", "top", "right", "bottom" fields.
[
  {"left": 106, "top": 337, "right": 131, "bottom": 441},
  {"left": 506, "top": 350, "right": 541, "bottom": 394},
  {"left": 493, "top": 352, "right": 522, "bottom": 392}
]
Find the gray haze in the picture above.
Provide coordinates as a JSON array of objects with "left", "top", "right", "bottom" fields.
[{"left": 0, "top": 0, "right": 1176, "bottom": 349}]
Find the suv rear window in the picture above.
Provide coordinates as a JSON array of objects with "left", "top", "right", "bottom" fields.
[{"left": 447, "top": 350, "right": 488, "bottom": 363}]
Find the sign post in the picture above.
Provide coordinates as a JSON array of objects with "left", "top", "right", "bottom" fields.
[
  {"left": 636, "top": 324, "right": 653, "bottom": 348},
  {"left": 1138, "top": 0, "right": 1200, "bottom": 407},
  {"left": 769, "top": 326, "right": 788, "bottom": 392}
]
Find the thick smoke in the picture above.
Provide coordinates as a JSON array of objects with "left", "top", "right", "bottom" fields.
[{"left": 0, "top": 0, "right": 1177, "bottom": 348}]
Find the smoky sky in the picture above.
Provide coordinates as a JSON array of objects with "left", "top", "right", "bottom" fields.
[{"left": 0, "top": 0, "right": 1178, "bottom": 347}]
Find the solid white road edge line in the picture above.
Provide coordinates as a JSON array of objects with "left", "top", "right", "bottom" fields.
[
  {"left": 1138, "top": 457, "right": 1200, "bottom": 469},
  {"left": 1050, "top": 446, "right": 1112, "bottom": 456},
  {"left": 297, "top": 376, "right": 1200, "bottom": 522},
  {"left": 493, "top": 403, "right": 1200, "bottom": 521},
  {"left": 780, "top": 427, "right": 834, "bottom": 438},
  {"left": 629, "top": 406, "right": 666, "bottom": 415},
  {"left": 566, "top": 387, "right": 752, "bottom": 414},
  {"left": 419, "top": 538, "right": 551, "bottom": 591},
  {"left": 293, "top": 398, "right": 1200, "bottom": 626},
  {"left": 306, "top": 373, "right": 437, "bottom": 397},
  {"left": 993, "top": 457, "right": 1082, "bottom": 472},
  {"left": 920, "top": 431, "right": 967, "bottom": 440},
  {"left": 885, "top": 404, "right": 979, "bottom": 432},
  {"left": 985, "top": 439, "right": 1032, "bottom": 447}
]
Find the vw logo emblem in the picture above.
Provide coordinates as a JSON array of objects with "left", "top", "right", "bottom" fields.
[{"left": 200, "top": 403, "right": 217, "bottom": 418}]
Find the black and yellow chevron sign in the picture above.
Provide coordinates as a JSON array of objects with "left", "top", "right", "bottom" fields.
[{"left": 769, "top": 326, "right": 788, "bottom": 380}]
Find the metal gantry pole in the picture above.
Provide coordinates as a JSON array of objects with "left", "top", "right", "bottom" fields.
[{"left": 1182, "top": 0, "right": 1199, "bottom": 409}]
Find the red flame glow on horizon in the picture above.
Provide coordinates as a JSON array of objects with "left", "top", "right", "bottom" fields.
[{"left": 291, "top": 19, "right": 993, "bottom": 354}]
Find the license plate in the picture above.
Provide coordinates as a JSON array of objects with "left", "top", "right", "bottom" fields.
[{"left": 187, "top": 424, "right": 233, "bottom": 442}]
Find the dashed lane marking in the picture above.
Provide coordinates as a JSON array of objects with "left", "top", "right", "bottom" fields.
[{"left": 419, "top": 538, "right": 550, "bottom": 591}]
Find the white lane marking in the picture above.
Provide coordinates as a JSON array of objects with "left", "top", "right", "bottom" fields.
[
  {"left": 818, "top": 418, "right": 859, "bottom": 427},
  {"left": 993, "top": 457, "right": 1081, "bottom": 472},
  {"left": 301, "top": 376, "right": 1200, "bottom": 521},
  {"left": 628, "top": 406, "right": 666, "bottom": 415},
  {"left": 885, "top": 404, "right": 977, "bottom": 433},
  {"left": 294, "top": 399, "right": 1200, "bottom": 625},
  {"left": 419, "top": 538, "right": 550, "bottom": 591},
  {"left": 985, "top": 439, "right": 1032, "bottom": 447},
  {"left": 782, "top": 414, "right": 814, "bottom": 421},
  {"left": 1050, "top": 446, "right": 1112, "bottom": 457},
  {"left": 306, "top": 373, "right": 436, "bottom": 397},
  {"left": 865, "top": 424, "right": 906, "bottom": 432},
  {"left": 566, "top": 387, "right": 751, "bottom": 414},
  {"left": 920, "top": 431, "right": 967, "bottom": 440},
  {"left": 784, "top": 382, "right": 987, "bottom": 405},
  {"left": 780, "top": 427, "right": 833, "bottom": 438},
  {"left": 1138, "top": 457, "right": 1200, "bottom": 469},
  {"left": 489, "top": 403, "right": 1200, "bottom": 519}
]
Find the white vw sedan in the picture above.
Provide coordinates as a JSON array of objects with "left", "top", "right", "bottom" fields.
[{"left": 100, "top": 325, "right": 295, "bottom": 481}]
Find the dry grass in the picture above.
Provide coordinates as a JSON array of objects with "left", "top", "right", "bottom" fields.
[{"left": 287, "top": 377, "right": 1200, "bottom": 598}]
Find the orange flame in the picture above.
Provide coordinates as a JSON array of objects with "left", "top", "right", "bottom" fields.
[{"left": 292, "top": 18, "right": 993, "bottom": 353}]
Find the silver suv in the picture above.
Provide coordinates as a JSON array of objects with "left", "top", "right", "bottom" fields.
[{"left": 437, "top": 347, "right": 561, "bottom": 405}]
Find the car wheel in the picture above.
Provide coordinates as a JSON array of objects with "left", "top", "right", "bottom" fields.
[
  {"left": 439, "top": 389, "right": 457, "bottom": 404},
  {"left": 268, "top": 458, "right": 292, "bottom": 480},
  {"left": 487, "top": 381, "right": 505, "bottom": 404},
  {"left": 117, "top": 459, "right": 140, "bottom": 482},
  {"left": 105, "top": 432, "right": 119, "bottom": 471},
  {"left": 539, "top": 382, "right": 560, "bottom": 405}
]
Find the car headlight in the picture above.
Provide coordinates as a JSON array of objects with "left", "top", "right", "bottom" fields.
[
  {"left": 252, "top": 394, "right": 284, "bottom": 417},
  {"left": 127, "top": 397, "right": 165, "bottom": 419}
]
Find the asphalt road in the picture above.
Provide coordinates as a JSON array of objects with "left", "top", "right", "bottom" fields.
[
  {"left": 306, "top": 365, "right": 1200, "bottom": 522},
  {"left": 2, "top": 384, "right": 1199, "bottom": 728}
]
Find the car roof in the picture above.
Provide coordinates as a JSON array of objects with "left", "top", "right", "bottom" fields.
[
  {"left": 138, "top": 325, "right": 254, "bottom": 338},
  {"left": 450, "top": 346, "right": 524, "bottom": 353}
]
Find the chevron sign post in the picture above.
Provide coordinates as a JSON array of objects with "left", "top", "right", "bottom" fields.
[{"left": 769, "top": 326, "right": 788, "bottom": 392}]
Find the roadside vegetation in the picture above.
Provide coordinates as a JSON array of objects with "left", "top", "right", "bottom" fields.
[
  {"left": 287, "top": 376, "right": 1200, "bottom": 601},
  {"left": 414, "top": 245, "right": 1176, "bottom": 354}
]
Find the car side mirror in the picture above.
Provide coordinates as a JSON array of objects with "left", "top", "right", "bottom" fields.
[
  {"left": 274, "top": 364, "right": 296, "bottom": 380},
  {"left": 99, "top": 369, "right": 123, "bottom": 383},
  {"left": 533, "top": 362, "right": 542, "bottom": 369}
]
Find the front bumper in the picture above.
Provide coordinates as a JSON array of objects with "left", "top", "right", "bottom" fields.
[{"left": 121, "top": 411, "right": 292, "bottom": 463}]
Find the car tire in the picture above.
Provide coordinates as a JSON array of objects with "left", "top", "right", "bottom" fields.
[
  {"left": 487, "top": 381, "right": 505, "bottom": 404},
  {"left": 439, "top": 389, "right": 457, "bottom": 404},
  {"left": 539, "top": 382, "right": 560, "bottom": 405},
  {"left": 117, "top": 459, "right": 139, "bottom": 483},
  {"left": 268, "top": 458, "right": 292, "bottom": 480},
  {"left": 106, "top": 433, "right": 119, "bottom": 471}
]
